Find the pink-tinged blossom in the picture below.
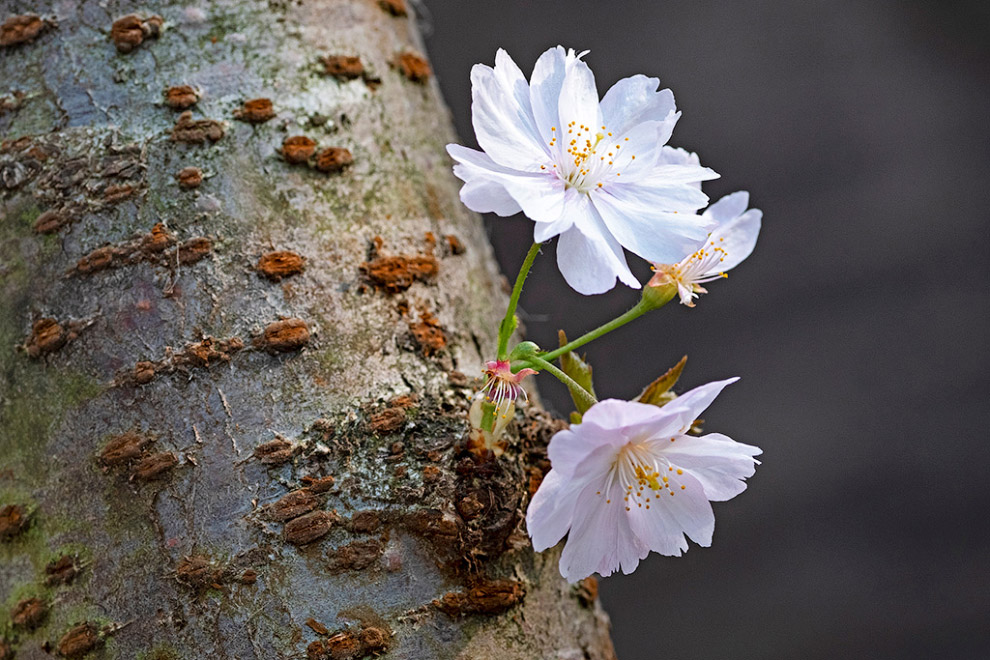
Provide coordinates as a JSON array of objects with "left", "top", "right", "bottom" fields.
[
  {"left": 447, "top": 46, "right": 720, "bottom": 295},
  {"left": 526, "top": 378, "right": 761, "bottom": 581},
  {"left": 481, "top": 359, "right": 537, "bottom": 416},
  {"left": 648, "top": 191, "right": 762, "bottom": 306}
]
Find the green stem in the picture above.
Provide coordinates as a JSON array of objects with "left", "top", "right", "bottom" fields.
[
  {"left": 539, "top": 298, "right": 653, "bottom": 363},
  {"left": 497, "top": 242, "right": 542, "bottom": 360},
  {"left": 523, "top": 355, "right": 598, "bottom": 410}
]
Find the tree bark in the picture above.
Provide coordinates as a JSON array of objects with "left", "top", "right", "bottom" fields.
[{"left": 0, "top": 1, "right": 615, "bottom": 658}]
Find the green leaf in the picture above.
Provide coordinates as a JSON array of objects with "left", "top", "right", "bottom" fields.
[
  {"left": 558, "top": 330, "right": 597, "bottom": 414},
  {"left": 636, "top": 355, "right": 688, "bottom": 407},
  {"left": 480, "top": 399, "right": 497, "bottom": 432}
]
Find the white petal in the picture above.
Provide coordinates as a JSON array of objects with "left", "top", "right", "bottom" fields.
[
  {"left": 658, "top": 471, "right": 716, "bottom": 546},
  {"left": 662, "top": 433, "right": 762, "bottom": 502},
  {"left": 559, "top": 483, "right": 646, "bottom": 581},
  {"left": 640, "top": 162, "right": 721, "bottom": 185},
  {"left": 660, "top": 377, "right": 739, "bottom": 433},
  {"left": 600, "top": 74, "right": 677, "bottom": 137},
  {"left": 592, "top": 183, "right": 713, "bottom": 264},
  {"left": 447, "top": 144, "right": 566, "bottom": 223},
  {"left": 533, "top": 214, "right": 574, "bottom": 242},
  {"left": 459, "top": 178, "right": 522, "bottom": 216},
  {"left": 626, "top": 493, "right": 691, "bottom": 557},
  {"left": 526, "top": 469, "right": 578, "bottom": 551},
  {"left": 658, "top": 146, "right": 701, "bottom": 167},
  {"left": 580, "top": 398, "right": 666, "bottom": 434},
  {"left": 529, "top": 46, "right": 568, "bottom": 139},
  {"left": 471, "top": 61, "right": 547, "bottom": 169},
  {"left": 704, "top": 190, "right": 750, "bottom": 223},
  {"left": 598, "top": 120, "right": 664, "bottom": 182},
  {"left": 546, "top": 424, "right": 619, "bottom": 477},
  {"left": 703, "top": 193, "right": 762, "bottom": 273},
  {"left": 556, "top": 201, "right": 639, "bottom": 295},
  {"left": 557, "top": 55, "right": 603, "bottom": 142}
]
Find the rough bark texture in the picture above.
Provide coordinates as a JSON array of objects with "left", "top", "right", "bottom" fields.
[{"left": 0, "top": 1, "right": 616, "bottom": 658}]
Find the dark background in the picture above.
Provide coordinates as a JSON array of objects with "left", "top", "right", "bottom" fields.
[{"left": 421, "top": 1, "right": 990, "bottom": 658}]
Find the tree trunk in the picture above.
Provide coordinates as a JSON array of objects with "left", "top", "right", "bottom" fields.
[{"left": 0, "top": 1, "right": 615, "bottom": 658}]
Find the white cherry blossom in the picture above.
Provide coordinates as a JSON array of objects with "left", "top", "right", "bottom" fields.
[
  {"left": 648, "top": 191, "right": 762, "bottom": 306},
  {"left": 447, "top": 46, "right": 720, "bottom": 295},
  {"left": 526, "top": 378, "right": 761, "bottom": 581}
]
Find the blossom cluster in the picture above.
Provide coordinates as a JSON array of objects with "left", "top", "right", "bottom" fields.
[{"left": 447, "top": 46, "right": 763, "bottom": 582}]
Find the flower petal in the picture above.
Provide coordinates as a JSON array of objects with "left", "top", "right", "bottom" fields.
[
  {"left": 547, "top": 423, "right": 623, "bottom": 478},
  {"left": 625, "top": 492, "right": 691, "bottom": 557},
  {"left": 526, "top": 469, "right": 579, "bottom": 551},
  {"left": 557, "top": 54, "right": 603, "bottom": 141},
  {"left": 458, "top": 177, "right": 522, "bottom": 216},
  {"left": 447, "top": 144, "right": 567, "bottom": 223},
  {"left": 558, "top": 483, "right": 647, "bottom": 581},
  {"left": 593, "top": 183, "right": 713, "bottom": 264},
  {"left": 660, "top": 377, "right": 740, "bottom": 433},
  {"left": 529, "top": 46, "right": 568, "bottom": 139},
  {"left": 600, "top": 74, "right": 677, "bottom": 138},
  {"left": 703, "top": 192, "right": 762, "bottom": 273},
  {"left": 655, "top": 470, "right": 716, "bottom": 546},
  {"left": 556, "top": 200, "right": 639, "bottom": 295},
  {"left": 470, "top": 58, "right": 547, "bottom": 169},
  {"left": 662, "top": 432, "right": 762, "bottom": 501}
]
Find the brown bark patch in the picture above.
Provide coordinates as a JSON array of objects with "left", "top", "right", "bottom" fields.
[
  {"left": 368, "top": 407, "right": 405, "bottom": 434},
  {"left": 239, "top": 569, "right": 257, "bottom": 584},
  {"left": 402, "top": 509, "right": 460, "bottom": 541},
  {"left": 307, "top": 626, "right": 390, "bottom": 660},
  {"left": 445, "top": 234, "right": 466, "bottom": 255},
  {"left": 0, "top": 90, "right": 26, "bottom": 115},
  {"left": 164, "top": 85, "right": 198, "bottom": 110},
  {"left": 433, "top": 579, "right": 525, "bottom": 617},
  {"left": 256, "top": 318, "right": 310, "bottom": 353},
  {"left": 408, "top": 310, "right": 446, "bottom": 356},
  {"left": 282, "top": 135, "right": 317, "bottom": 164},
  {"left": 99, "top": 432, "right": 153, "bottom": 467},
  {"left": 360, "top": 255, "right": 438, "bottom": 292},
  {"left": 314, "top": 147, "right": 353, "bottom": 173},
  {"left": 0, "top": 638, "right": 10, "bottom": 660},
  {"left": 326, "top": 539, "right": 384, "bottom": 573},
  {"left": 348, "top": 510, "right": 382, "bottom": 534},
  {"left": 235, "top": 98, "right": 276, "bottom": 123},
  {"left": 378, "top": 0, "right": 408, "bottom": 17},
  {"left": 256, "top": 250, "right": 305, "bottom": 281},
  {"left": 33, "top": 209, "right": 68, "bottom": 234},
  {"left": 11, "top": 597, "right": 47, "bottom": 630},
  {"left": 176, "top": 555, "right": 224, "bottom": 592},
  {"left": 176, "top": 166, "right": 202, "bottom": 188},
  {"left": 574, "top": 576, "right": 599, "bottom": 607},
  {"left": 0, "top": 504, "right": 30, "bottom": 541},
  {"left": 456, "top": 491, "right": 486, "bottom": 521},
  {"left": 306, "top": 618, "right": 330, "bottom": 635},
  {"left": 56, "top": 622, "right": 102, "bottom": 658},
  {"left": 102, "top": 183, "right": 135, "bottom": 203},
  {"left": 174, "top": 236, "right": 212, "bottom": 264},
  {"left": 253, "top": 436, "right": 298, "bottom": 465},
  {"left": 284, "top": 510, "right": 337, "bottom": 546},
  {"left": 395, "top": 52, "right": 431, "bottom": 83},
  {"left": 301, "top": 475, "right": 335, "bottom": 492},
  {"left": 322, "top": 55, "right": 364, "bottom": 80},
  {"left": 23, "top": 317, "right": 86, "bottom": 358},
  {"left": 1, "top": 14, "right": 51, "bottom": 47},
  {"left": 422, "top": 465, "right": 441, "bottom": 483},
  {"left": 171, "top": 111, "right": 225, "bottom": 144},
  {"left": 265, "top": 489, "right": 318, "bottom": 522},
  {"left": 110, "top": 14, "right": 162, "bottom": 54},
  {"left": 171, "top": 336, "right": 244, "bottom": 369},
  {"left": 129, "top": 451, "right": 178, "bottom": 481},
  {"left": 45, "top": 555, "right": 80, "bottom": 586}
]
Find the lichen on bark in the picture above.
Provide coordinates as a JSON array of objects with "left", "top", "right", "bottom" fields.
[{"left": 0, "top": 1, "right": 616, "bottom": 658}]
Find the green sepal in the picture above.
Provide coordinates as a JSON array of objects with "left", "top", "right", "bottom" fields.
[
  {"left": 636, "top": 355, "right": 687, "bottom": 407},
  {"left": 569, "top": 411, "right": 583, "bottom": 425},
  {"left": 480, "top": 399, "right": 497, "bottom": 432},
  {"left": 558, "top": 330, "right": 597, "bottom": 414}
]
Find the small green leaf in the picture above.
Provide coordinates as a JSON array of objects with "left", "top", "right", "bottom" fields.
[
  {"left": 480, "top": 399, "right": 497, "bottom": 432},
  {"left": 636, "top": 355, "right": 688, "bottom": 407},
  {"left": 558, "top": 330, "right": 597, "bottom": 414}
]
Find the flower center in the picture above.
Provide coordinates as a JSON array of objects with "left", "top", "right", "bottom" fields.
[
  {"left": 597, "top": 441, "right": 687, "bottom": 511},
  {"left": 543, "top": 122, "right": 632, "bottom": 193}
]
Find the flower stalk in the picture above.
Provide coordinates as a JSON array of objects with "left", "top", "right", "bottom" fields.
[{"left": 497, "top": 242, "right": 542, "bottom": 361}]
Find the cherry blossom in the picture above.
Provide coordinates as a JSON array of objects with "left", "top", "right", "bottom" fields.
[
  {"left": 447, "top": 46, "right": 719, "bottom": 295},
  {"left": 526, "top": 378, "right": 761, "bottom": 581}
]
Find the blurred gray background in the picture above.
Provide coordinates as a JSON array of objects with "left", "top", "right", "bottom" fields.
[{"left": 421, "top": 1, "right": 990, "bottom": 658}]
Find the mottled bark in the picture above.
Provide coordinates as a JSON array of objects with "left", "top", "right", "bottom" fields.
[{"left": 0, "top": 1, "right": 615, "bottom": 659}]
